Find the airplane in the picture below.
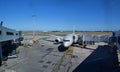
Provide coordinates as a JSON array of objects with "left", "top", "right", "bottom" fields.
[
  {"left": 62, "top": 34, "right": 79, "bottom": 47},
  {"left": 49, "top": 28, "right": 83, "bottom": 49},
  {"left": 49, "top": 30, "right": 111, "bottom": 49}
]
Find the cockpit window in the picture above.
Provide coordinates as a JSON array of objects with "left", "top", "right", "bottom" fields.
[{"left": 63, "top": 40, "right": 70, "bottom": 42}]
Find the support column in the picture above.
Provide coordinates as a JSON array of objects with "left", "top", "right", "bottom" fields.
[{"left": 0, "top": 42, "right": 2, "bottom": 66}]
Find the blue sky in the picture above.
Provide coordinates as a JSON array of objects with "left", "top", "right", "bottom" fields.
[{"left": 0, "top": 0, "right": 120, "bottom": 31}]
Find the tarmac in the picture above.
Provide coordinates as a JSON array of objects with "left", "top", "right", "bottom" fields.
[{"left": 0, "top": 36, "right": 120, "bottom": 72}]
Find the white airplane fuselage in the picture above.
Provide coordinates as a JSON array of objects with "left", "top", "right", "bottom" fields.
[{"left": 62, "top": 34, "right": 78, "bottom": 48}]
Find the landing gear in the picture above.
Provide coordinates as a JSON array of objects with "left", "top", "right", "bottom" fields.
[{"left": 83, "top": 44, "right": 87, "bottom": 48}]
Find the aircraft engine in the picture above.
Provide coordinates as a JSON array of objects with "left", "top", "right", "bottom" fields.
[{"left": 55, "top": 38, "right": 63, "bottom": 43}]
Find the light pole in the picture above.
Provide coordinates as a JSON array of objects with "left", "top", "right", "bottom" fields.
[
  {"left": 32, "top": 14, "right": 36, "bottom": 39},
  {"left": 0, "top": 22, "right": 3, "bottom": 66},
  {"left": 0, "top": 42, "right": 2, "bottom": 66}
]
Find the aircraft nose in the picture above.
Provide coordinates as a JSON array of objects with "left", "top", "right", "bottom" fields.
[{"left": 63, "top": 42, "right": 69, "bottom": 48}]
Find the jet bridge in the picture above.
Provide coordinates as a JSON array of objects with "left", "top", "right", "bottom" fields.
[
  {"left": 82, "top": 34, "right": 110, "bottom": 46},
  {"left": 0, "top": 25, "right": 20, "bottom": 42},
  {"left": 112, "top": 31, "right": 120, "bottom": 52},
  {"left": 0, "top": 23, "right": 22, "bottom": 66}
]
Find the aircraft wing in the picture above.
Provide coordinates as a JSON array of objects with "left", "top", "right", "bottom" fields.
[
  {"left": 47, "top": 34, "right": 64, "bottom": 43},
  {"left": 49, "top": 34, "right": 63, "bottom": 38}
]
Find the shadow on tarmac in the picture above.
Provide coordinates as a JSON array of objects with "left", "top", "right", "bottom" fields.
[
  {"left": 82, "top": 47, "right": 95, "bottom": 50},
  {"left": 73, "top": 45, "right": 120, "bottom": 72}
]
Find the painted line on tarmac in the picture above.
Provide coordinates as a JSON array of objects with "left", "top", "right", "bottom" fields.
[{"left": 1, "top": 57, "right": 29, "bottom": 72}]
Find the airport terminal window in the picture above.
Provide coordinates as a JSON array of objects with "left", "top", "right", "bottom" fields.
[{"left": 6, "top": 32, "right": 14, "bottom": 35}]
